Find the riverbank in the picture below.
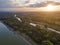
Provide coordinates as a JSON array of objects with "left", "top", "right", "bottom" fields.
[{"left": 1, "top": 21, "right": 37, "bottom": 45}]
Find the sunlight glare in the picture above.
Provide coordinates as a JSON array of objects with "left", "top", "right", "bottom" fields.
[{"left": 46, "top": 5, "right": 54, "bottom": 11}]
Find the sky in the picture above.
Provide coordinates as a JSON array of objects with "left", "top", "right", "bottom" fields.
[
  {"left": 0, "top": 0, "right": 60, "bottom": 8},
  {"left": 0, "top": 0, "right": 60, "bottom": 12}
]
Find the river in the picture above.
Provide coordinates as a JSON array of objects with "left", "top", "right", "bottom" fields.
[{"left": 0, "top": 22, "right": 31, "bottom": 45}]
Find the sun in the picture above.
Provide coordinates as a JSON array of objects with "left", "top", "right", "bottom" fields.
[{"left": 46, "top": 4, "right": 54, "bottom": 11}]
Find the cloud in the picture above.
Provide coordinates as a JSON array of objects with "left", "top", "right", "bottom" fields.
[
  {"left": 26, "top": 1, "right": 60, "bottom": 7},
  {"left": 0, "top": 0, "right": 60, "bottom": 8}
]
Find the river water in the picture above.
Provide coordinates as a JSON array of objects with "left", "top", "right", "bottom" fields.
[{"left": 0, "top": 22, "right": 29, "bottom": 45}]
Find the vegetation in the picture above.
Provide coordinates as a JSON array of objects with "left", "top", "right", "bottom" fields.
[{"left": 0, "top": 12, "right": 60, "bottom": 45}]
